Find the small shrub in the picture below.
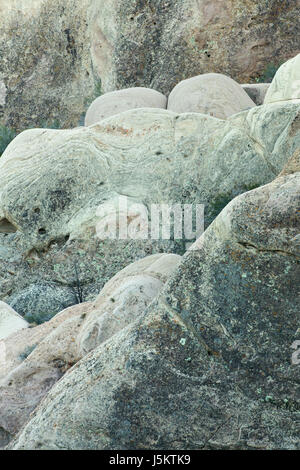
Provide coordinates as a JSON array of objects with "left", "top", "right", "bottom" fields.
[
  {"left": 205, "top": 193, "right": 232, "bottom": 229},
  {"left": 0, "top": 125, "right": 17, "bottom": 156},
  {"left": 24, "top": 312, "right": 55, "bottom": 325},
  {"left": 94, "top": 78, "right": 102, "bottom": 98},
  {"left": 19, "top": 344, "right": 37, "bottom": 362},
  {"left": 255, "top": 62, "right": 283, "bottom": 83},
  {"left": 83, "top": 78, "right": 103, "bottom": 108},
  {"left": 79, "top": 78, "right": 103, "bottom": 126},
  {"left": 38, "top": 118, "right": 61, "bottom": 129},
  {"left": 173, "top": 239, "right": 187, "bottom": 256}
]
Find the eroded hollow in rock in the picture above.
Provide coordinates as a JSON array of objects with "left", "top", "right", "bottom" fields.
[{"left": 0, "top": 218, "right": 17, "bottom": 233}]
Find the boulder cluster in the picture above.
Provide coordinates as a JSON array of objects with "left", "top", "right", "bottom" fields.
[
  {"left": 0, "top": 54, "right": 299, "bottom": 450},
  {"left": 85, "top": 72, "right": 257, "bottom": 125}
]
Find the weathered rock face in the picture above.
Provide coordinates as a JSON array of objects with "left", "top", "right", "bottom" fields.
[
  {"left": 0, "top": 101, "right": 299, "bottom": 319},
  {"left": 0, "top": 301, "right": 28, "bottom": 340},
  {"left": 1, "top": 1, "right": 300, "bottom": 131},
  {"left": 167, "top": 73, "right": 256, "bottom": 119},
  {"left": 279, "top": 148, "right": 300, "bottom": 176},
  {"left": 85, "top": 87, "right": 167, "bottom": 126},
  {"left": 9, "top": 161, "right": 299, "bottom": 450},
  {"left": 0, "top": 0, "right": 95, "bottom": 131},
  {"left": 91, "top": 0, "right": 300, "bottom": 96},
  {"left": 78, "top": 253, "right": 181, "bottom": 355},
  {"left": 265, "top": 53, "right": 300, "bottom": 104}
]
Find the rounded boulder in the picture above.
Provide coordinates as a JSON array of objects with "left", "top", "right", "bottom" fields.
[
  {"left": 85, "top": 87, "right": 167, "bottom": 126},
  {"left": 168, "top": 73, "right": 256, "bottom": 119}
]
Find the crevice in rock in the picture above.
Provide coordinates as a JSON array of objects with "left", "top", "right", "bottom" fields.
[
  {"left": 0, "top": 426, "right": 12, "bottom": 449},
  {"left": 237, "top": 241, "right": 299, "bottom": 259},
  {"left": 0, "top": 218, "right": 17, "bottom": 233}
]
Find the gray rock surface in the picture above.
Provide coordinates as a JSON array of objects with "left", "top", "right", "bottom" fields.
[
  {"left": 0, "top": 0, "right": 95, "bottom": 131},
  {"left": 85, "top": 87, "right": 167, "bottom": 126},
  {"left": 78, "top": 253, "right": 181, "bottom": 355},
  {"left": 9, "top": 158, "right": 299, "bottom": 450},
  {"left": 8, "top": 283, "right": 77, "bottom": 324},
  {"left": 90, "top": 0, "right": 300, "bottom": 97},
  {"left": 168, "top": 73, "right": 256, "bottom": 119}
]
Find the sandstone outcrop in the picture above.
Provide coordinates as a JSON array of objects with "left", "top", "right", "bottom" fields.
[
  {"left": 1, "top": 1, "right": 300, "bottom": 131},
  {"left": 2, "top": 103, "right": 299, "bottom": 252},
  {"left": 0, "top": 254, "right": 179, "bottom": 446},
  {"left": 9, "top": 161, "right": 299, "bottom": 450},
  {"left": 85, "top": 87, "right": 167, "bottom": 126},
  {"left": 0, "top": 47, "right": 300, "bottom": 450},
  {"left": 279, "top": 148, "right": 300, "bottom": 177},
  {"left": 90, "top": 0, "right": 300, "bottom": 97},
  {"left": 0, "top": 99, "right": 299, "bottom": 319},
  {"left": 167, "top": 73, "right": 256, "bottom": 119},
  {"left": 0, "top": 302, "right": 93, "bottom": 382}
]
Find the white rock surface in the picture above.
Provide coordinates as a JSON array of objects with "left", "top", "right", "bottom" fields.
[
  {"left": 264, "top": 53, "right": 300, "bottom": 104},
  {"left": 85, "top": 87, "right": 167, "bottom": 126},
  {"left": 0, "top": 301, "right": 28, "bottom": 340},
  {"left": 1, "top": 103, "right": 299, "bottom": 255},
  {"left": 0, "top": 0, "right": 42, "bottom": 18},
  {"left": 167, "top": 73, "right": 256, "bottom": 119}
]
